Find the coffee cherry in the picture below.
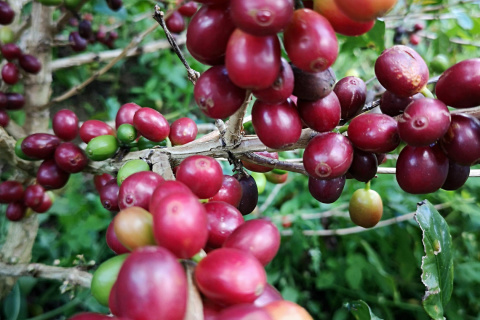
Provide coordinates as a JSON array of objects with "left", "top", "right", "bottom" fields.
[
  {"left": 292, "top": 65, "right": 336, "bottom": 101},
  {"left": 186, "top": 4, "right": 236, "bottom": 65},
  {"left": 78, "top": 20, "right": 93, "bottom": 39},
  {"left": 118, "top": 171, "right": 164, "bottom": 210},
  {"left": 6, "top": 202, "right": 26, "bottom": 221},
  {"left": 176, "top": 155, "right": 223, "bottom": 199},
  {"left": 19, "top": 54, "right": 41, "bottom": 74},
  {"left": 114, "top": 207, "right": 156, "bottom": 250},
  {"left": 178, "top": 2, "right": 198, "bottom": 17},
  {"left": 1, "top": 43, "right": 21, "bottom": 60},
  {"left": 334, "top": 0, "right": 397, "bottom": 21},
  {"left": 6, "top": 93, "right": 24, "bottom": 110},
  {"left": 297, "top": 91, "right": 341, "bottom": 132},
  {"left": 99, "top": 179, "right": 120, "bottom": 212},
  {"left": 375, "top": 45, "right": 429, "bottom": 97},
  {"left": 21, "top": 133, "right": 60, "bottom": 159},
  {"left": 106, "top": 220, "right": 130, "bottom": 254},
  {"left": 347, "top": 113, "right": 400, "bottom": 153},
  {"left": 37, "top": 159, "right": 70, "bottom": 190},
  {"left": 209, "top": 175, "right": 243, "bottom": 207},
  {"left": 234, "top": 173, "right": 259, "bottom": 215},
  {"left": 226, "top": 29, "right": 281, "bottom": 90},
  {"left": 86, "top": 135, "right": 119, "bottom": 161},
  {"left": 0, "top": 1, "right": 14, "bottom": 25},
  {"left": 0, "top": 109, "right": 8, "bottom": 127},
  {"left": 242, "top": 151, "right": 279, "bottom": 173},
  {"left": 349, "top": 187, "right": 383, "bottom": 228},
  {"left": 116, "top": 102, "right": 141, "bottom": 128},
  {"left": 166, "top": 11, "right": 185, "bottom": 34},
  {"left": 54, "top": 142, "right": 88, "bottom": 173},
  {"left": 106, "top": 0, "right": 122, "bottom": 11},
  {"left": 441, "top": 160, "right": 470, "bottom": 191},
  {"left": 348, "top": 149, "right": 378, "bottom": 182},
  {"left": 149, "top": 180, "right": 193, "bottom": 213},
  {"left": 205, "top": 201, "right": 244, "bottom": 248},
  {"left": 94, "top": 173, "right": 114, "bottom": 193},
  {"left": 2, "top": 62, "right": 19, "bottom": 85},
  {"left": 440, "top": 113, "right": 480, "bottom": 166},
  {"left": 252, "top": 100, "right": 302, "bottom": 149},
  {"left": 303, "top": 132, "right": 354, "bottom": 180},
  {"left": 396, "top": 144, "right": 449, "bottom": 194},
  {"left": 133, "top": 108, "right": 170, "bottom": 142},
  {"left": 24, "top": 184, "right": 45, "bottom": 209},
  {"left": 284, "top": 9, "right": 338, "bottom": 73},
  {"left": 333, "top": 76, "right": 366, "bottom": 120},
  {"left": 230, "top": 0, "right": 294, "bottom": 36},
  {"left": 52, "top": 109, "right": 79, "bottom": 141},
  {"left": 0, "top": 181, "right": 24, "bottom": 203},
  {"left": 169, "top": 117, "right": 197, "bottom": 145},
  {"left": 379, "top": 91, "right": 423, "bottom": 117},
  {"left": 252, "top": 58, "right": 294, "bottom": 104},
  {"left": 79, "top": 120, "right": 115, "bottom": 144},
  {"left": 69, "top": 31, "right": 88, "bottom": 52},
  {"left": 308, "top": 175, "right": 346, "bottom": 204},
  {"left": 194, "top": 65, "right": 246, "bottom": 119}
]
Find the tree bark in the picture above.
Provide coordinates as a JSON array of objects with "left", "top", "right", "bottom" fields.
[{"left": 0, "top": 3, "right": 53, "bottom": 299}]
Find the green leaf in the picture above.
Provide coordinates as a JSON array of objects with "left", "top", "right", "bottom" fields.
[
  {"left": 3, "top": 282, "right": 20, "bottom": 320},
  {"left": 340, "top": 21, "right": 386, "bottom": 55},
  {"left": 344, "top": 300, "right": 383, "bottom": 320},
  {"left": 414, "top": 200, "right": 454, "bottom": 320}
]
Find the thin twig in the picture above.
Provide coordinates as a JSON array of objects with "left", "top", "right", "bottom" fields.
[
  {"left": 271, "top": 204, "right": 350, "bottom": 222},
  {"left": 53, "top": 0, "right": 90, "bottom": 33},
  {"left": 239, "top": 152, "right": 307, "bottom": 175},
  {"left": 0, "top": 262, "right": 92, "bottom": 288},
  {"left": 38, "top": 23, "right": 159, "bottom": 110},
  {"left": 50, "top": 37, "right": 184, "bottom": 71},
  {"left": 281, "top": 203, "right": 450, "bottom": 236},
  {"left": 152, "top": 5, "right": 200, "bottom": 85}
]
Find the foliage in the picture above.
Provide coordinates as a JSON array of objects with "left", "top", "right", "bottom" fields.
[{"left": 1, "top": 0, "right": 480, "bottom": 319}]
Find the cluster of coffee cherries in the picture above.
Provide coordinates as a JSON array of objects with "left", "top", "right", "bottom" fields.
[
  {"left": 71, "top": 153, "right": 313, "bottom": 319},
  {"left": 0, "top": 44, "right": 41, "bottom": 128},
  {"left": 393, "top": 23, "right": 424, "bottom": 46},
  {"left": 68, "top": 14, "right": 119, "bottom": 52},
  {"left": 164, "top": 1, "right": 199, "bottom": 34}
]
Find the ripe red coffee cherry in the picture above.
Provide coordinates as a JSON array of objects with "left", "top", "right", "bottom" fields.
[
  {"left": 333, "top": 76, "right": 367, "bottom": 120},
  {"left": 186, "top": 4, "right": 236, "bottom": 65},
  {"left": 195, "top": 248, "right": 267, "bottom": 305},
  {"left": 375, "top": 45, "right": 429, "bottom": 97},
  {"left": 297, "top": 91, "right": 341, "bottom": 132},
  {"left": 37, "top": 159, "right": 70, "bottom": 190},
  {"left": 133, "top": 108, "right": 170, "bottom": 142},
  {"left": 21, "top": 133, "right": 60, "bottom": 159},
  {"left": 252, "top": 100, "right": 302, "bottom": 149},
  {"left": 313, "top": 0, "right": 375, "bottom": 36},
  {"left": 226, "top": 29, "right": 281, "bottom": 90},
  {"left": 396, "top": 144, "right": 449, "bottom": 194},
  {"left": 348, "top": 149, "right": 378, "bottom": 182},
  {"left": 334, "top": 0, "right": 397, "bottom": 21},
  {"left": 79, "top": 120, "right": 115, "bottom": 143},
  {"left": 0, "top": 1, "right": 14, "bottom": 25},
  {"left": 435, "top": 59, "right": 480, "bottom": 109},
  {"left": 223, "top": 219, "right": 280, "bottom": 266},
  {"left": 0, "top": 92, "right": 7, "bottom": 109},
  {"left": 209, "top": 175, "right": 243, "bottom": 207},
  {"left": 347, "top": 113, "right": 400, "bottom": 153},
  {"left": 52, "top": 109, "right": 79, "bottom": 141},
  {"left": 303, "top": 132, "right": 354, "bottom": 180},
  {"left": 115, "top": 102, "right": 141, "bottom": 128},
  {"left": 115, "top": 246, "right": 188, "bottom": 320},
  {"left": 149, "top": 180, "right": 193, "bottom": 213},
  {"left": 169, "top": 117, "right": 197, "bottom": 145},
  {"left": 24, "top": 184, "right": 45, "bottom": 209},
  {"left": 242, "top": 151, "right": 279, "bottom": 173},
  {"left": 308, "top": 175, "right": 346, "bottom": 204},
  {"left": 0, "top": 109, "right": 8, "bottom": 127},
  {"left": 94, "top": 173, "right": 114, "bottom": 193},
  {"left": 194, "top": 65, "right": 247, "bottom": 119},
  {"left": 99, "top": 179, "right": 120, "bottom": 211},
  {"left": 6, "top": 202, "right": 26, "bottom": 222},
  {"left": 440, "top": 113, "right": 480, "bottom": 166},
  {"left": 152, "top": 192, "right": 208, "bottom": 259},
  {"left": 230, "top": 0, "right": 294, "bottom": 36},
  {"left": 54, "top": 142, "right": 88, "bottom": 173},
  {"left": 106, "top": 0, "right": 123, "bottom": 11},
  {"left": 178, "top": 2, "right": 198, "bottom": 17},
  {"left": 1, "top": 43, "right": 21, "bottom": 60},
  {"left": 2, "top": 62, "right": 19, "bottom": 85},
  {"left": 442, "top": 160, "right": 470, "bottom": 191},
  {"left": 118, "top": 171, "right": 164, "bottom": 210},
  {"left": 166, "top": 10, "right": 185, "bottom": 34},
  {"left": 252, "top": 58, "right": 294, "bottom": 104},
  {"left": 205, "top": 201, "right": 244, "bottom": 248},
  {"left": 398, "top": 98, "right": 451, "bottom": 146},
  {"left": 32, "top": 191, "right": 53, "bottom": 213},
  {"left": 18, "top": 54, "right": 41, "bottom": 74},
  {"left": 176, "top": 155, "right": 223, "bottom": 199},
  {"left": 284, "top": 9, "right": 338, "bottom": 73},
  {"left": 0, "top": 181, "right": 24, "bottom": 203},
  {"left": 254, "top": 284, "right": 283, "bottom": 307},
  {"left": 6, "top": 93, "right": 24, "bottom": 110}
]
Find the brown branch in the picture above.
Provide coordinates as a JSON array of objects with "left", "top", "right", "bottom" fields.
[
  {"left": 0, "top": 262, "right": 92, "bottom": 288},
  {"left": 281, "top": 203, "right": 450, "bottom": 237},
  {"left": 39, "top": 22, "right": 159, "bottom": 110},
  {"left": 153, "top": 5, "right": 200, "bottom": 85},
  {"left": 239, "top": 152, "right": 307, "bottom": 175},
  {"left": 224, "top": 92, "right": 252, "bottom": 147},
  {"left": 50, "top": 37, "right": 184, "bottom": 71}
]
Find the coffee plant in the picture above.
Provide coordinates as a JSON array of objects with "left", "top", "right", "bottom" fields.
[{"left": 0, "top": 0, "right": 480, "bottom": 319}]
